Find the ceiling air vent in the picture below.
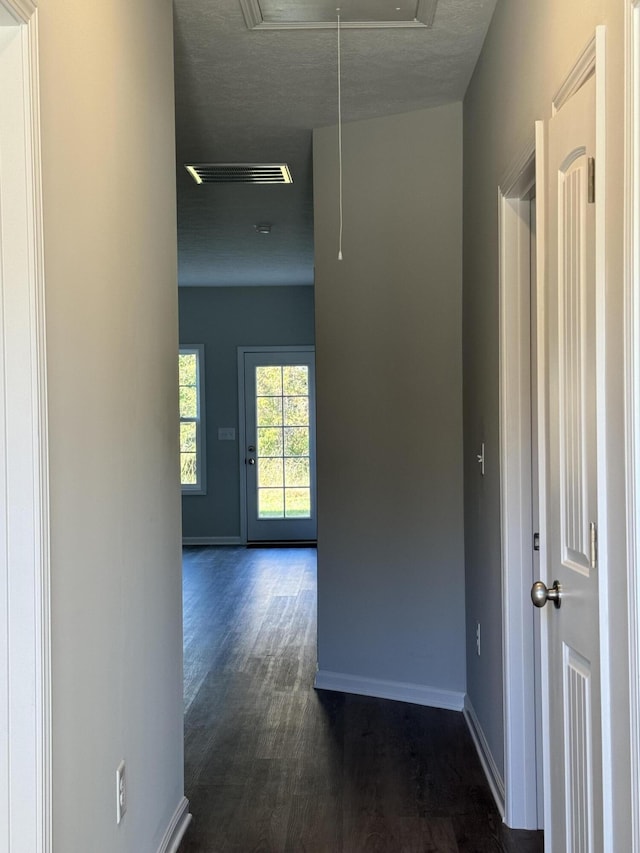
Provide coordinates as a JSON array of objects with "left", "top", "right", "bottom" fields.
[{"left": 185, "top": 163, "right": 293, "bottom": 185}]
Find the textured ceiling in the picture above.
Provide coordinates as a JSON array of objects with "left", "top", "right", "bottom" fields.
[{"left": 173, "top": 0, "right": 497, "bottom": 286}]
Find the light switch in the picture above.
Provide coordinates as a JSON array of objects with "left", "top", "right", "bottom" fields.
[{"left": 218, "top": 427, "right": 236, "bottom": 441}]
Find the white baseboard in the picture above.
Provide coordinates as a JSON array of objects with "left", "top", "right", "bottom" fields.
[
  {"left": 463, "top": 695, "right": 506, "bottom": 818},
  {"left": 314, "top": 669, "right": 465, "bottom": 711},
  {"left": 182, "top": 536, "right": 243, "bottom": 546},
  {"left": 157, "top": 796, "right": 192, "bottom": 853}
]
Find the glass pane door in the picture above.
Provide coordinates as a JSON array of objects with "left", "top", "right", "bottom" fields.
[{"left": 244, "top": 350, "right": 316, "bottom": 542}]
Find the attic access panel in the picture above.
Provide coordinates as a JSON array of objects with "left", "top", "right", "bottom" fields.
[{"left": 240, "top": 0, "right": 438, "bottom": 29}]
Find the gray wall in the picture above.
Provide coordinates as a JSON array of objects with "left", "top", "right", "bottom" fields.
[
  {"left": 313, "top": 103, "right": 466, "bottom": 694},
  {"left": 39, "top": 1, "right": 184, "bottom": 849},
  {"left": 179, "top": 285, "right": 315, "bottom": 539},
  {"left": 463, "top": 0, "right": 631, "bottom": 837}
]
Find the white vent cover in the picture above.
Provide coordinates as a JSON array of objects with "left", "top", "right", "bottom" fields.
[
  {"left": 185, "top": 163, "right": 293, "bottom": 185},
  {"left": 239, "top": 0, "right": 438, "bottom": 29}
]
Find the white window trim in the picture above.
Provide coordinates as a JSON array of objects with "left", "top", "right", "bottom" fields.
[{"left": 180, "top": 344, "right": 206, "bottom": 495}]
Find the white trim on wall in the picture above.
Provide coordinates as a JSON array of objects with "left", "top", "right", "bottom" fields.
[
  {"left": 533, "top": 118, "right": 551, "bottom": 841},
  {"left": 624, "top": 3, "right": 640, "bottom": 849},
  {"left": 497, "top": 140, "right": 541, "bottom": 830},
  {"left": 237, "top": 350, "right": 249, "bottom": 544},
  {"left": 463, "top": 695, "right": 506, "bottom": 819},
  {"left": 0, "top": 0, "right": 36, "bottom": 23},
  {"left": 0, "top": 2, "right": 51, "bottom": 851},
  {"left": 314, "top": 670, "right": 465, "bottom": 711},
  {"left": 592, "top": 28, "right": 614, "bottom": 850},
  {"left": 156, "top": 797, "right": 192, "bottom": 853},
  {"left": 552, "top": 35, "right": 597, "bottom": 115}
]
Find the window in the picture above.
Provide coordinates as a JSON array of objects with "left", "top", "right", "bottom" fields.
[
  {"left": 255, "top": 364, "right": 311, "bottom": 519},
  {"left": 179, "top": 345, "right": 205, "bottom": 493}
]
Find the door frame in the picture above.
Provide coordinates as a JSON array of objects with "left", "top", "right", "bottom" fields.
[
  {"left": 498, "top": 130, "right": 546, "bottom": 830},
  {"left": 0, "top": 1, "right": 52, "bottom": 850},
  {"left": 237, "top": 345, "right": 315, "bottom": 544},
  {"left": 624, "top": 2, "right": 640, "bottom": 848},
  {"left": 499, "top": 31, "right": 614, "bottom": 842}
]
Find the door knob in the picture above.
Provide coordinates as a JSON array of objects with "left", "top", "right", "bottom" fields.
[
  {"left": 246, "top": 457, "right": 255, "bottom": 465},
  {"left": 531, "top": 579, "right": 562, "bottom": 609}
]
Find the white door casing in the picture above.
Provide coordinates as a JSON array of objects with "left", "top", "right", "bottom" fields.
[
  {"left": 498, "top": 142, "right": 543, "bottom": 830},
  {"left": 544, "top": 50, "right": 603, "bottom": 853},
  {"left": 0, "top": 1, "right": 51, "bottom": 852},
  {"left": 624, "top": 2, "right": 640, "bottom": 848},
  {"left": 530, "top": 194, "right": 545, "bottom": 831}
]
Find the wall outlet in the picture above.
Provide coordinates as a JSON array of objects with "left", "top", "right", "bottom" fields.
[
  {"left": 476, "top": 623, "right": 481, "bottom": 656},
  {"left": 116, "top": 760, "right": 126, "bottom": 824}
]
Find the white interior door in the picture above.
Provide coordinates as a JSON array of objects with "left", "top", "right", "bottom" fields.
[
  {"left": 540, "top": 72, "right": 602, "bottom": 851},
  {"left": 242, "top": 349, "right": 316, "bottom": 542}
]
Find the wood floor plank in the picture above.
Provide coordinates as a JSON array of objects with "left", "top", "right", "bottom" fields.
[{"left": 179, "top": 546, "right": 543, "bottom": 853}]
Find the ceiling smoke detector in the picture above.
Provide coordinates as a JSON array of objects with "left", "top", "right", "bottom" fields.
[
  {"left": 239, "top": 0, "right": 438, "bottom": 29},
  {"left": 185, "top": 163, "right": 293, "bottom": 185}
]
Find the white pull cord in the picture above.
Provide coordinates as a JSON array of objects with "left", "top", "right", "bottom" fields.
[{"left": 337, "top": 12, "right": 344, "bottom": 260}]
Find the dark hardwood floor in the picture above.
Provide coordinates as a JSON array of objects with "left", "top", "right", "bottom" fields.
[{"left": 179, "top": 546, "right": 543, "bottom": 853}]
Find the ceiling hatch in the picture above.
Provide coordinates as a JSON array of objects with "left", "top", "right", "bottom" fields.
[
  {"left": 239, "top": 0, "right": 438, "bottom": 29},
  {"left": 184, "top": 163, "right": 294, "bottom": 185}
]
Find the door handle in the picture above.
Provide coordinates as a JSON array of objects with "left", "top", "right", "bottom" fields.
[
  {"left": 531, "top": 579, "right": 562, "bottom": 609},
  {"left": 246, "top": 457, "right": 255, "bottom": 465}
]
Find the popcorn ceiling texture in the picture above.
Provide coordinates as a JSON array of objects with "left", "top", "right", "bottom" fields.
[{"left": 173, "top": 0, "right": 496, "bottom": 286}]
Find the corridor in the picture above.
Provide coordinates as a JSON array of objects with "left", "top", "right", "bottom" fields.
[{"left": 178, "top": 547, "right": 543, "bottom": 852}]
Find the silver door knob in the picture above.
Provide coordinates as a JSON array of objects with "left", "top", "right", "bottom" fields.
[
  {"left": 246, "top": 457, "right": 255, "bottom": 465},
  {"left": 531, "top": 579, "right": 562, "bottom": 609}
]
